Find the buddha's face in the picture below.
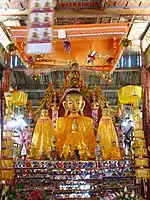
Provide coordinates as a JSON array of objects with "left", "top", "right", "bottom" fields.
[{"left": 65, "top": 93, "right": 84, "bottom": 114}]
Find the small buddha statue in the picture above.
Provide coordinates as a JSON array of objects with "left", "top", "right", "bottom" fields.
[
  {"left": 43, "top": 28, "right": 50, "bottom": 40},
  {"left": 28, "top": 144, "right": 36, "bottom": 159},
  {"left": 74, "top": 146, "right": 80, "bottom": 161},
  {"left": 110, "top": 141, "right": 122, "bottom": 160},
  {"left": 97, "top": 105, "right": 120, "bottom": 160},
  {"left": 50, "top": 139, "right": 58, "bottom": 161},
  {"left": 44, "top": 13, "right": 50, "bottom": 23},
  {"left": 33, "top": 13, "right": 40, "bottom": 23},
  {"left": 95, "top": 143, "right": 102, "bottom": 161},
  {"left": 83, "top": 145, "right": 91, "bottom": 161},
  {"left": 44, "top": 0, "right": 51, "bottom": 7},
  {"left": 56, "top": 91, "right": 96, "bottom": 158},
  {"left": 40, "top": 149, "right": 46, "bottom": 160},
  {"left": 31, "top": 29, "right": 39, "bottom": 41},
  {"left": 34, "top": 0, "right": 41, "bottom": 8},
  {"left": 31, "top": 109, "right": 54, "bottom": 159}
]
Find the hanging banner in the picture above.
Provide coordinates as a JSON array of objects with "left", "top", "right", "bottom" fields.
[{"left": 26, "top": 0, "right": 53, "bottom": 55}]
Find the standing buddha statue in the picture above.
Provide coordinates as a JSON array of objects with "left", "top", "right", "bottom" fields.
[
  {"left": 56, "top": 91, "right": 96, "bottom": 159},
  {"left": 97, "top": 106, "right": 121, "bottom": 160},
  {"left": 61, "top": 119, "right": 90, "bottom": 160},
  {"left": 32, "top": 109, "right": 54, "bottom": 159}
]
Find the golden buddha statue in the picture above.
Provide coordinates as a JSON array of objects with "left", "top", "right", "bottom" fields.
[
  {"left": 97, "top": 106, "right": 121, "bottom": 160},
  {"left": 32, "top": 109, "right": 54, "bottom": 159},
  {"left": 61, "top": 119, "right": 90, "bottom": 160},
  {"left": 56, "top": 91, "right": 96, "bottom": 159},
  {"left": 110, "top": 141, "right": 122, "bottom": 160}
]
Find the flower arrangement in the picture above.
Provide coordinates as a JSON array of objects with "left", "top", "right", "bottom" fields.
[
  {"left": 6, "top": 43, "right": 16, "bottom": 52},
  {"left": 31, "top": 73, "right": 41, "bottom": 81},
  {"left": 2, "top": 186, "right": 48, "bottom": 200},
  {"left": 15, "top": 130, "right": 31, "bottom": 158},
  {"left": 121, "top": 39, "right": 132, "bottom": 47},
  {"left": 99, "top": 187, "right": 145, "bottom": 200}
]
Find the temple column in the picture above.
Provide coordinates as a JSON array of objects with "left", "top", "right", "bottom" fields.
[
  {"left": 3, "top": 68, "right": 10, "bottom": 92},
  {"left": 142, "top": 47, "right": 150, "bottom": 200}
]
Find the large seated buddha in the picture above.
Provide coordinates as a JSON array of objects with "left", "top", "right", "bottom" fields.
[{"left": 56, "top": 91, "right": 96, "bottom": 159}]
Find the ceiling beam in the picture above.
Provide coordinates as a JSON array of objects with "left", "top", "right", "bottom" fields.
[
  {"left": 0, "top": 9, "right": 150, "bottom": 18},
  {"left": 10, "top": 67, "right": 141, "bottom": 72},
  {"left": 20, "top": 88, "right": 119, "bottom": 93}
]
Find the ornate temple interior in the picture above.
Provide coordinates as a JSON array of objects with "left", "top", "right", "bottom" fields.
[{"left": 0, "top": 0, "right": 150, "bottom": 199}]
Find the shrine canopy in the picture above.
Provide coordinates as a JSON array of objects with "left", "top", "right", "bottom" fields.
[
  {"left": 8, "top": 23, "right": 129, "bottom": 72},
  {"left": 118, "top": 85, "right": 142, "bottom": 105}
]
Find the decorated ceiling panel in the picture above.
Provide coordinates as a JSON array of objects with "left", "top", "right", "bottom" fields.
[{"left": 8, "top": 23, "right": 129, "bottom": 71}]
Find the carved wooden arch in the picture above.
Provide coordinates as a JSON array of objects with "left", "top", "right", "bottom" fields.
[{"left": 25, "top": 62, "right": 106, "bottom": 118}]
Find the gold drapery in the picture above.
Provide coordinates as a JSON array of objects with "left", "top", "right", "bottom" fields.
[
  {"left": 97, "top": 115, "right": 121, "bottom": 160},
  {"left": 135, "top": 158, "right": 149, "bottom": 167},
  {"left": 118, "top": 85, "right": 142, "bottom": 104},
  {"left": 134, "top": 140, "right": 146, "bottom": 148},
  {"left": 32, "top": 116, "right": 54, "bottom": 159},
  {"left": 0, "top": 159, "right": 14, "bottom": 181},
  {"left": 136, "top": 169, "right": 149, "bottom": 179},
  {"left": 4, "top": 90, "right": 28, "bottom": 107},
  {"left": 135, "top": 148, "right": 148, "bottom": 157},
  {"left": 56, "top": 115, "right": 96, "bottom": 157},
  {"left": 134, "top": 130, "right": 145, "bottom": 139}
]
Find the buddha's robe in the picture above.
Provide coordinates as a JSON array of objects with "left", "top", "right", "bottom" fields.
[
  {"left": 61, "top": 130, "right": 88, "bottom": 159},
  {"left": 110, "top": 145, "right": 122, "bottom": 160},
  {"left": 98, "top": 109, "right": 121, "bottom": 160},
  {"left": 56, "top": 115, "right": 96, "bottom": 157},
  {"left": 32, "top": 116, "right": 54, "bottom": 159}
]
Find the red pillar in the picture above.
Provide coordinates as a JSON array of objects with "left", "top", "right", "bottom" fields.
[
  {"left": 3, "top": 68, "right": 10, "bottom": 92},
  {"left": 142, "top": 66, "right": 150, "bottom": 200}
]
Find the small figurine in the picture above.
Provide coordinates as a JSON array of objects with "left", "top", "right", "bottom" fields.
[
  {"left": 40, "top": 149, "right": 46, "bottom": 160},
  {"left": 95, "top": 143, "right": 102, "bottom": 161},
  {"left": 44, "top": 13, "right": 50, "bottom": 23},
  {"left": 31, "top": 29, "right": 39, "bottom": 41},
  {"left": 50, "top": 143, "right": 58, "bottom": 161},
  {"left": 74, "top": 146, "right": 80, "bottom": 161},
  {"left": 110, "top": 141, "right": 122, "bottom": 160},
  {"left": 83, "top": 145, "right": 91, "bottom": 161},
  {"left": 44, "top": 0, "right": 51, "bottom": 7},
  {"left": 34, "top": 0, "right": 41, "bottom": 8},
  {"left": 33, "top": 13, "right": 40, "bottom": 23},
  {"left": 62, "top": 144, "right": 72, "bottom": 160},
  {"left": 43, "top": 28, "right": 50, "bottom": 40},
  {"left": 28, "top": 144, "right": 36, "bottom": 159}
]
